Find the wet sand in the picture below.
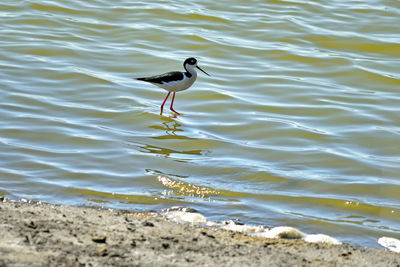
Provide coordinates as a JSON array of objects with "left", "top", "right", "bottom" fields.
[{"left": 0, "top": 197, "right": 399, "bottom": 267}]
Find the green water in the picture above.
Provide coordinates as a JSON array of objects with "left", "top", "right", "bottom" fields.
[{"left": 1, "top": 0, "right": 399, "bottom": 248}]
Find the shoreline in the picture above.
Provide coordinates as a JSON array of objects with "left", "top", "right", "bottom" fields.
[{"left": 0, "top": 197, "right": 399, "bottom": 266}]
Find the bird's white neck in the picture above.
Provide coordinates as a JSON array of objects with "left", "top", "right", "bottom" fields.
[{"left": 184, "top": 64, "right": 197, "bottom": 78}]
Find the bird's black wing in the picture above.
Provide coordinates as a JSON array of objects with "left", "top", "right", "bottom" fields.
[{"left": 136, "top": 71, "right": 184, "bottom": 84}]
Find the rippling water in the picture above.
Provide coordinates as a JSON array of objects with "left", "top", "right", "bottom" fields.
[{"left": 1, "top": 0, "right": 400, "bottom": 248}]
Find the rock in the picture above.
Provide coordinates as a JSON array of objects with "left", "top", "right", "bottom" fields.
[
  {"left": 92, "top": 235, "right": 107, "bottom": 243},
  {"left": 98, "top": 246, "right": 108, "bottom": 256},
  {"left": 25, "top": 221, "right": 38, "bottom": 229},
  {"left": 143, "top": 221, "right": 154, "bottom": 227}
]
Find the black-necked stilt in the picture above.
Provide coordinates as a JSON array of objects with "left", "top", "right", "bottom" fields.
[{"left": 136, "top": 57, "right": 210, "bottom": 115}]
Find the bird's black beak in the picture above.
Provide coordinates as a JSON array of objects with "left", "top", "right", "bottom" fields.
[{"left": 197, "top": 66, "right": 210, "bottom": 76}]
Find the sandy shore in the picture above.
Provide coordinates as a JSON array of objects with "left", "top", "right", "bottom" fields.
[{"left": 0, "top": 197, "right": 399, "bottom": 267}]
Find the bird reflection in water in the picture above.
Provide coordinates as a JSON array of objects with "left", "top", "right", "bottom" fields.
[
  {"left": 137, "top": 117, "right": 202, "bottom": 161},
  {"left": 148, "top": 116, "right": 184, "bottom": 138}
]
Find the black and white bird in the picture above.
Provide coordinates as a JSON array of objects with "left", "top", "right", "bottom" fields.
[{"left": 136, "top": 57, "right": 210, "bottom": 115}]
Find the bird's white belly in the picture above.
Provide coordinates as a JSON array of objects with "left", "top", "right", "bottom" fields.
[{"left": 158, "top": 75, "right": 196, "bottom": 92}]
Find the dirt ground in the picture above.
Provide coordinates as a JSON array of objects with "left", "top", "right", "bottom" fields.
[{"left": 0, "top": 197, "right": 399, "bottom": 267}]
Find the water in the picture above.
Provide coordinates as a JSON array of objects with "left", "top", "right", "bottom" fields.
[{"left": 1, "top": 0, "right": 400, "bottom": 248}]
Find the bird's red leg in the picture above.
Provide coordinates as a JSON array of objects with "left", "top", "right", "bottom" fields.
[
  {"left": 170, "top": 92, "right": 180, "bottom": 115},
  {"left": 160, "top": 92, "right": 171, "bottom": 115}
]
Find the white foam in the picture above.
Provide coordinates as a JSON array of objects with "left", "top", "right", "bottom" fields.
[
  {"left": 162, "top": 208, "right": 342, "bottom": 245},
  {"left": 221, "top": 220, "right": 265, "bottom": 233},
  {"left": 257, "top": 226, "right": 306, "bottom": 239},
  {"left": 304, "top": 234, "right": 342, "bottom": 245},
  {"left": 378, "top": 237, "right": 400, "bottom": 253},
  {"left": 164, "top": 210, "right": 207, "bottom": 224}
]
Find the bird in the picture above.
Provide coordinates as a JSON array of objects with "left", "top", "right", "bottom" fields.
[{"left": 135, "top": 57, "right": 210, "bottom": 115}]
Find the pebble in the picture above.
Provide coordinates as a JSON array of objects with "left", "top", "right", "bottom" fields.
[{"left": 92, "top": 235, "right": 107, "bottom": 243}]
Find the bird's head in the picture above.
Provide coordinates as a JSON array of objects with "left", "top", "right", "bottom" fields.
[{"left": 184, "top": 57, "right": 210, "bottom": 76}]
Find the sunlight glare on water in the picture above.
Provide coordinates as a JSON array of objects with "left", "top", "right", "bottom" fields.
[{"left": 0, "top": 0, "right": 400, "bottom": 248}]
